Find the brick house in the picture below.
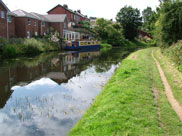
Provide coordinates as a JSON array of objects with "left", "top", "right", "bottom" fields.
[
  {"left": 30, "top": 12, "right": 50, "bottom": 36},
  {"left": 0, "top": 0, "right": 16, "bottom": 39},
  {"left": 13, "top": 9, "right": 40, "bottom": 38},
  {"left": 47, "top": 4, "right": 86, "bottom": 26},
  {"left": 31, "top": 13, "right": 69, "bottom": 37}
]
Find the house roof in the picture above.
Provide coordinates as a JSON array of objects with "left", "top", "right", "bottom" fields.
[
  {"left": 30, "top": 12, "right": 47, "bottom": 21},
  {"left": 7, "top": 11, "right": 17, "bottom": 17},
  {"left": 0, "top": 0, "right": 10, "bottom": 12},
  {"left": 12, "top": 9, "right": 39, "bottom": 19},
  {"left": 44, "top": 14, "right": 67, "bottom": 22}
]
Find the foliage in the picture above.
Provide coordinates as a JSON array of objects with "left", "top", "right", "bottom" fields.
[
  {"left": 142, "top": 7, "right": 158, "bottom": 36},
  {"left": 116, "top": 6, "right": 142, "bottom": 40},
  {"left": 155, "top": 0, "right": 182, "bottom": 46},
  {"left": 23, "top": 38, "right": 44, "bottom": 54},
  {"left": 2, "top": 44, "right": 18, "bottom": 57},
  {"left": 0, "top": 37, "right": 8, "bottom": 46},
  {"left": 1, "top": 37, "right": 60, "bottom": 58},
  {"left": 100, "top": 43, "right": 112, "bottom": 49},
  {"left": 163, "top": 40, "right": 182, "bottom": 71},
  {"left": 94, "top": 18, "right": 124, "bottom": 46},
  {"left": 78, "top": 21, "right": 91, "bottom": 29}
]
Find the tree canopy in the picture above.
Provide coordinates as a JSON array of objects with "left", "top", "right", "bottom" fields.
[
  {"left": 116, "top": 6, "right": 142, "bottom": 40},
  {"left": 142, "top": 7, "right": 158, "bottom": 36},
  {"left": 94, "top": 18, "right": 124, "bottom": 46},
  {"left": 155, "top": 0, "right": 182, "bottom": 46}
]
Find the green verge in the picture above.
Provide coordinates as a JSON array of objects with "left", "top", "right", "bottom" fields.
[
  {"left": 152, "top": 48, "right": 182, "bottom": 135},
  {"left": 69, "top": 48, "right": 163, "bottom": 135},
  {"left": 154, "top": 48, "right": 182, "bottom": 105},
  {"left": 69, "top": 47, "right": 182, "bottom": 135}
]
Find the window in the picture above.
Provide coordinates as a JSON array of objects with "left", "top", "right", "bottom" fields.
[
  {"left": 34, "top": 20, "right": 37, "bottom": 26},
  {"left": 1, "top": 11, "right": 5, "bottom": 19},
  {"left": 7, "top": 16, "right": 12, "bottom": 22},
  {"left": 28, "top": 19, "right": 31, "bottom": 25},
  {"left": 41, "top": 22, "right": 45, "bottom": 27}
]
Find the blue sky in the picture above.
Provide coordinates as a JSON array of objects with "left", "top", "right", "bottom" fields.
[{"left": 4, "top": 0, "right": 160, "bottom": 19}]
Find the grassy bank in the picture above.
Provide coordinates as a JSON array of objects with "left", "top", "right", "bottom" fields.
[
  {"left": 0, "top": 37, "right": 60, "bottom": 58},
  {"left": 69, "top": 47, "right": 182, "bottom": 135}
]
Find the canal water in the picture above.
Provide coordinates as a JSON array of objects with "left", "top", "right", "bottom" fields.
[{"left": 0, "top": 48, "right": 129, "bottom": 136}]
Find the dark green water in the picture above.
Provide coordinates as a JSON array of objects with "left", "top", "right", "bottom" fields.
[{"left": 0, "top": 48, "right": 129, "bottom": 136}]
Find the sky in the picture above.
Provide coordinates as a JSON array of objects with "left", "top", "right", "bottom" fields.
[{"left": 4, "top": 0, "right": 160, "bottom": 20}]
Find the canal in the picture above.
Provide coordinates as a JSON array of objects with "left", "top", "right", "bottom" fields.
[{"left": 0, "top": 48, "right": 129, "bottom": 136}]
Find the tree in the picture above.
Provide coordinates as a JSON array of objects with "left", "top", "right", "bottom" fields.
[
  {"left": 94, "top": 18, "right": 111, "bottom": 40},
  {"left": 116, "top": 6, "right": 142, "bottom": 40},
  {"left": 142, "top": 7, "right": 158, "bottom": 36},
  {"left": 94, "top": 18, "right": 124, "bottom": 46},
  {"left": 155, "top": 0, "right": 182, "bottom": 46}
]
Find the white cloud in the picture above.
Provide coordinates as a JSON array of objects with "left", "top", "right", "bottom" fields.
[{"left": 4, "top": 0, "right": 159, "bottom": 19}]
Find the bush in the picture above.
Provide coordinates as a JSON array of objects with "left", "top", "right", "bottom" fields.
[
  {"left": 2, "top": 44, "right": 18, "bottom": 57},
  {"left": 163, "top": 40, "right": 182, "bottom": 71},
  {"left": 100, "top": 43, "right": 112, "bottom": 48},
  {"left": 0, "top": 37, "right": 8, "bottom": 46},
  {"left": 23, "top": 38, "right": 44, "bottom": 54},
  {"left": 155, "top": 1, "right": 182, "bottom": 46}
]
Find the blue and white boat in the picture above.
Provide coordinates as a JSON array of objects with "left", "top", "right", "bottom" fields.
[{"left": 64, "top": 41, "right": 100, "bottom": 50}]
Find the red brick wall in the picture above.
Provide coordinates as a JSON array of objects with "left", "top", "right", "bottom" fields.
[
  {"left": 49, "top": 22, "right": 61, "bottom": 35},
  {"left": 48, "top": 6, "right": 73, "bottom": 22},
  {"left": 15, "top": 17, "right": 26, "bottom": 38},
  {"left": 0, "top": 2, "right": 7, "bottom": 38},
  {"left": 15, "top": 17, "right": 39, "bottom": 38},
  {"left": 38, "top": 21, "right": 49, "bottom": 36},
  {"left": 8, "top": 16, "right": 15, "bottom": 38}
]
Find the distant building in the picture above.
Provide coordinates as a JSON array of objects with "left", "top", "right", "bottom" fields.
[
  {"left": 0, "top": 0, "right": 16, "bottom": 39},
  {"left": 0, "top": 1, "right": 89, "bottom": 40},
  {"left": 90, "top": 17, "right": 97, "bottom": 28},
  {"left": 13, "top": 10, "right": 69, "bottom": 38},
  {"left": 13, "top": 10, "right": 40, "bottom": 38},
  {"left": 47, "top": 4, "right": 86, "bottom": 27}
]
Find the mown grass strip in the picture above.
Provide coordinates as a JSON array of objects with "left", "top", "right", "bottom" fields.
[
  {"left": 69, "top": 48, "right": 163, "bottom": 136},
  {"left": 69, "top": 47, "right": 182, "bottom": 136}
]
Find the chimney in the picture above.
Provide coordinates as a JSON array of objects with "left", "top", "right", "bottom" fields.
[
  {"left": 63, "top": 4, "right": 68, "bottom": 9},
  {"left": 77, "top": 10, "right": 81, "bottom": 13}
]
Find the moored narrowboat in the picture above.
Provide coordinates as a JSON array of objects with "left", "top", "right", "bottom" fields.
[{"left": 64, "top": 41, "right": 100, "bottom": 50}]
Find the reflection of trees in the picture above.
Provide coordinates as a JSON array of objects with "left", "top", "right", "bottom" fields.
[{"left": 93, "top": 48, "right": 130, "bottom": 73}]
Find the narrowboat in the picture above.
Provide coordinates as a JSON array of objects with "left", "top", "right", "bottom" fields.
[{"left": 64, "top": 41, "right": 100, "bottom": 50}]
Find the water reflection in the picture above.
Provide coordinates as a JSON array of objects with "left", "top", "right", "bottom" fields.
[{"left": 0, "top": 48, "right": 128, "bottom": 136}]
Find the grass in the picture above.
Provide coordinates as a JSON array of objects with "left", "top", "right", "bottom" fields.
[
  {"left": 154, "top": 48, "right": 182, "bottom": 105},
  {"left": 69, "top": 47, "right": 182, "bottom": 135},
  {"left": 153, "top": 48, "right": 182, "bottom": 135},
  {"left": 0, "top": 38, "right": 60, "bottom": 58}
]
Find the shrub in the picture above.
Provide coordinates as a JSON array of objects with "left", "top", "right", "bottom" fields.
[
  {"left": 2, "top": 44, "right": 18, "bottom": 57},
  {"left": 0, "top": 37, "right": 8, "bottom": 46},
  {"left": 163, "top": 40, "right": 182, "bottom": 71},
  {"left": 23, "top": 38, "right": 44, "bottom": 54},
  {"left": 100, "top": 43, "right": 112, "bottom": 48}
]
